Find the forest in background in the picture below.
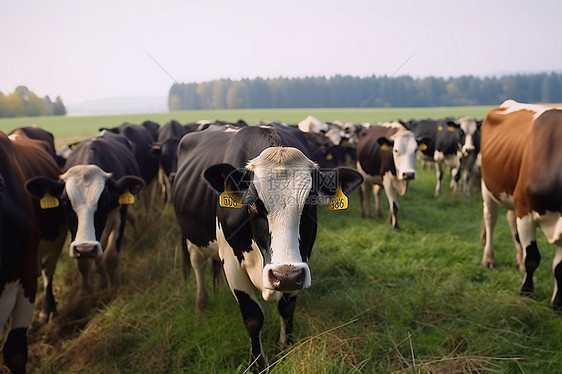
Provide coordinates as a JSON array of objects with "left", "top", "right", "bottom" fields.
[
  {"left": 0, "top": 86, "right": 66, "bottom": 118},
  {"left": 168, "top": 72, "right": 562, "bottom": 110}
]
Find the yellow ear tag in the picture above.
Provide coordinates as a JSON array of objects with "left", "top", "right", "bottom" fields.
[
  {"left": 437, "top": 125, "right": 443, "bottom": 131},
  {"left": 418, "top": 143, "right": 428, "bottom": 151},
  {"left": 118, "top": 189, "right": 135, "bottom": 205},
  {"left": 328, "top": 185, "right": 348, "bottom": 211},
  {"left": 219, "top": 183, "right": 242, "bottom": 208},
  {"left": 447, "top": 125, "right": 456, "bottom": 132},
  {"left": 40, "top": 191, "right": 59, "bottom": 209},
  {"left": 326, "top": 153, "right": 333, "bottom": 161},
  {"left": 380, "top": 143, "right": 392, "bottom": 151}
]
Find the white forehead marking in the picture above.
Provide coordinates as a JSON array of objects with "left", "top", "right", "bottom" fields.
[
  {"left": 247, "top": 147, "right": 317, "bottom": 212},
  {"left": 61, "top": 165, "right": 112, "bottom": 209}
]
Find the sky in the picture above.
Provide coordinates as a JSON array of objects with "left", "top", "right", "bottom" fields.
[{"left": 1, "top": 0, "right": 561, "bottom": 105}]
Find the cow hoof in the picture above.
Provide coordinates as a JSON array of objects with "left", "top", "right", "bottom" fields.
[
  {"left": 520, "top": 288, "right": 536, "bottom": 299},
  {"left": 481, "top": 259, "right": 494, "bottom": 269}
]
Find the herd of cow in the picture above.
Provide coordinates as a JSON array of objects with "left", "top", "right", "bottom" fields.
[{"left": 0, "top": 99, "right": 561, "bottom": 372}]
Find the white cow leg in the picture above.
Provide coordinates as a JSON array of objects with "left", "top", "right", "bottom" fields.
[
  {"left": 552, "top": 245, "right": 562, "bottom": 311},
  {"left": 506, "top": 210, "right": 525, "bottom": 272},
  {"left": 382, "top": 175, "right": 400, "bottom": 230},
  {"left": 434, "top": 161, "right": 442, "bottom": 196},
  {"left": 481, "top": 184, "right": 499, "bottom": 268},
  {"left": 189, "top": 242, "right": 209, "bottom": 311},
  {"left": 373, "top": 184, "right": 383, "bottom": 218}
]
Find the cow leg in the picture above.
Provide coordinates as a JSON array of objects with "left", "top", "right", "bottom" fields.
[
  {"left": 102, "top": 209, "right": 125, "bottom": 290},
  {"left": 37, "top": 224, "right": 67, "bottom": 325},
  {"left": 359, "top": 179, "right": 371, "bottom": 218},
  {"left": 552, "top": 246, "right": 562, "bottom": 311},
  {"left": 450, "top": 166, "right": 461, "bottom": 194},
  {"left": 188, "top": 241, "right": 209, "bottom": 310},
  {"left": 76, "top": 258, "right": 93, "bottom": 295},
  {"left": 434, "top": 160, "right": 443, "bottom": 196},
  {"left": 481, "top": 184, "right": 499, "bottom": 268},
  {"left": 2, "top": 281, "right": 35, "bottom": 374},
  {"left": 506, "top": 210, "right": 525, "bottom": 272},
  {"left": 372, "top": 184, "right": 383, "bottom": 218},
  {"left": 517, "top": 215, "right": 540, "bottom": 298},
  {"left": 278, "top": 293, "right": 297, "bottom": 348},
  {"left": 382, "top": 176, "right": 400, "bottom": 230}
]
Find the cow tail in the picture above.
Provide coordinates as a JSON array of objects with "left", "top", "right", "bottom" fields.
[{"left": 212, "top": 260, "right": 223, "bottom": 292}]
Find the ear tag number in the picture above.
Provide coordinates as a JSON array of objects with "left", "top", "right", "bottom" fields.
[
  {"left": 119, "top": 189, "right": 135, "bottom": 205},
  {"left": 40, "top": 191, "right": 59, "bottom": 209},
  {"left": 219, "top": 183, "right": 242, "bottom": 208},
  {"left": 328, "top": 185, "right": 348, "bottom": 211}
]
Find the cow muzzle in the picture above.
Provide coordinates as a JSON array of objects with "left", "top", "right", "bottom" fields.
[
  {"left": 263, "top": 263, "right": 311, "bottom": 292},
  {"left": 69, "top": 241, "right": 103, "bottom": 258},
  {"left": 401, "top": 171, "right": 416, "bottom": 180}
]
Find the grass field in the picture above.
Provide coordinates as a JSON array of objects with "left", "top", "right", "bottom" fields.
[
  {"left": 3, "top": 107, "right": 561, "bottom": 373},
  {"left": 0, "top": 106, "right": 494, "bottom": 146}
]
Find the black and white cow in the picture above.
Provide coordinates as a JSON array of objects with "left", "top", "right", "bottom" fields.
[
  {"left": 150, "top": 120, "right": 190, "bottom": 203},
  {"left": 457, "top": 117, "right": 482, "bottom": 197},
  {"left": 26, "top": 133, "right": 144, "bottom": 295},
  {"left": 404, "top": 118, "right": 465, "bottom": 196},
  {"left": 356, "top": 122, "right": 422, "bottom": 230},
  {"left": 173, "top": 125, "right": 362, "bottom": 370}
]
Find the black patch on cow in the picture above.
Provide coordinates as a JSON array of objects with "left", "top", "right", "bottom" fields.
[
  {"left": 233, "top": 289, "right": 265, "bottom": 363},
  {"left": 248, "top": 199, "right": 271, "bottom": 264}
]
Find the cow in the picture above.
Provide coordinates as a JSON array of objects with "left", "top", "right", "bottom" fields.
[
  {"left": 150, "top": 120, "right": 190, "bottom": 203},
  {"left": 356, "top": 122, "right": 422, "bottom": 230},
  {"left": 173, "top": 125, "right": 363, "bottom": 370},
  {"left": 8, "top": 128, "right": 69, "bottom": 326},
  {"left": 0, "top": 131, "right": 66, "bottom": 374},
  {"left": 26, "top": 133, "right": 145, "bottom": 296},
  {"left": 457, "top": 117, "right": 481, "bottom": 197},
  {"left": 99, "top": 123, "right": 159, "bottom": 221},
  {"left": 404, "top": 118, "right": 466, "bottom": 196},
  {"left": 480, "top": 99, "right": 562, "bottom": 310}
]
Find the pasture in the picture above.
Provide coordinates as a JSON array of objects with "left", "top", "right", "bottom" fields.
[{"left": 2, "top": 107, "right": 561, "bottom": 373}]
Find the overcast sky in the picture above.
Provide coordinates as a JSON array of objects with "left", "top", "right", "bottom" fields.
[{"left": 1, "top": 0, "right": 561, "bottom": 104}]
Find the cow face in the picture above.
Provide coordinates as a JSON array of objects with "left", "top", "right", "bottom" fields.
[
  {"left": 459, "top": 117, "right": 478, "bottom": 156},
  {"left": 204, "top": 147, "right": 363, "bottom": 293},
  {"left": 26, "top": 165, "right": 144, "bottom": 258},
  {"left": 378, "top": 130, "right": 418, "bottom": 181}
]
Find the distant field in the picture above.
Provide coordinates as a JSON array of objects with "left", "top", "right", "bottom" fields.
[{"left": 0, "top": 106, "right": 494, "bottom": 146}]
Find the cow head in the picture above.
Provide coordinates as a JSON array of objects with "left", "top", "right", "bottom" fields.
[
  {"left": 378, "top": 130, "right": 420, "bottom": 181},
  {"left": 26, "top": 165, "right": 144, "bottom": 258},
  {"left": 458, "top": 117, "right": 478, "bottom": 156},
  {"left": 204, "top": 147, "right": 363, "bottom": 293}
]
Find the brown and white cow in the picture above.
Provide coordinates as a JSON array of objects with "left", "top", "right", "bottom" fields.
[
  {"left": 356, "top": 122, "right": 422, "bottom": 230},
  {"left": 0, "top": 131, "right": 66, "bottom": 373},
  {"left": 480, "top": 99, "right": 562, "bottom": 310}
]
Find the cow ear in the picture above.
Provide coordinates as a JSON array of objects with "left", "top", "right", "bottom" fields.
[
  {"left": 25, "top": 176, "right": 65, "bottom": 199},
  {"left": 150, "top": 142, "right": 162, "bottom": 158},
  {"left": 316, "top": 167, "right": 363, "bottom": 197},
  {"left": 377, "top": 137, "right": 394, "bottom": 151},
  {"left": 417, "top": 137, "right": 432, "bottom": 151},
  {"left": 113, "top": 176, "right": 145, "bottom": 196},
  {"left": 203, "top": 163, "right": 251, "bottom": 194}
]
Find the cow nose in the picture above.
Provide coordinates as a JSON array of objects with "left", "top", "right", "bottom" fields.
[
  {"left": 70, "top": 242, "right": 102, "bottom": 258},
  {"left": 402, "top": 172, "right": 416, "bottom": 180},
  {"left": 268, "top": 265, "right": 305, "bottom": 292}
]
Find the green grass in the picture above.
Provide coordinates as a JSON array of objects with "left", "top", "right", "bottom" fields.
[
  {"left": 25, "top": 158, "right": 562, "bottom": 374},
  {"left": 12, "top": 106, "right": 560, "bottom": 373},
  {"left": 0, "top": 106, "right": 494, "bottom": 145}
]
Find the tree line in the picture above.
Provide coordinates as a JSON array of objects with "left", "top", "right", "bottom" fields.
[
  {"left": 168, "top": 72, "right": 562, "bottom": 110},
  {"left": 0, "top": 86, "right": 66, "bottom": 118}
]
